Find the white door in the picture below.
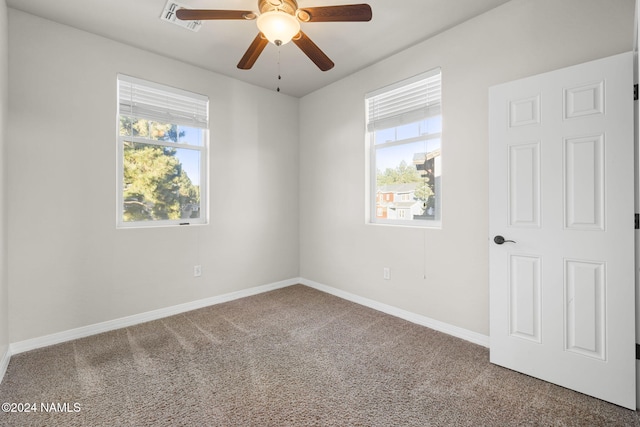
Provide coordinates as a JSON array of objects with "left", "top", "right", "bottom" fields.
[{"left": 489, "top": 52, "right": 636, "bottom": 409}]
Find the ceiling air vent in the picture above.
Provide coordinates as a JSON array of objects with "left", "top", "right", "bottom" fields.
[{"left": 160, "top": 0, "right": 202, "bottom": 32}]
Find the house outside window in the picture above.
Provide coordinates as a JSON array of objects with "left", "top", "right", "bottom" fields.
[
  {"left": 366, "top": 68, "right": 442, "bottom": 227},
  {"left": 117, "top": 75, "right": 209, "bottom": 228}
]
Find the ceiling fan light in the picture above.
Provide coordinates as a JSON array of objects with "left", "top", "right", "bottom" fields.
[{"left": 257, "top": 11, "right": 300, "bottom": 45}]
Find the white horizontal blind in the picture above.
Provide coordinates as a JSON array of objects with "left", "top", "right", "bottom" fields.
[
  {"left": 366, "top": 68, "right": 441, "bottom": 132},
  {"left": 118, "top": 74, "right": 208, "bottom": 129}
]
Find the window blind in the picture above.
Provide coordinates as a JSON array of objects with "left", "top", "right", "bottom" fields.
[
  {"left": 118, "top": 74, "right": 209, "bottom": 129},
  {"left": 366, "top": 68, "right": 441, "bottom": 132}
]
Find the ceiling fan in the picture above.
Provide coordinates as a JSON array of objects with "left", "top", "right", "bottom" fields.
[{"left": 176, "top": 0, "right": 372, "bottom": 71}]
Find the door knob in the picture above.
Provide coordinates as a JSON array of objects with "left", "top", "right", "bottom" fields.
[{"left": 494, "top": 235, "right": 516, "bottom": 245}]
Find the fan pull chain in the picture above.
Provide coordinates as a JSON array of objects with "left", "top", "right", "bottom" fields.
[{"left": 276, "top": 43, "right": 282, "bottom": 93}]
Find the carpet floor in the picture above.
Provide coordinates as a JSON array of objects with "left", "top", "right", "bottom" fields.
[{"left": 0, "top": 284, "right": 638, "bottom": 426}]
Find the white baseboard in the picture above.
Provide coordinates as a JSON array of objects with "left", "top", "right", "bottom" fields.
[
  {"left": 9, "top": 276, "right": 489, "bottom": 358},
  {"left": 0, "top": 345, "right": 10, "bottom": 384},
  {"left": 298, "top": 278, "right": 490, "bottom": 348},
  {"left": 10, "top": 278, "right": 298, "bottom": 355}
]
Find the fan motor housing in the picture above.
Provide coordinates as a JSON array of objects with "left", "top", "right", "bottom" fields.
[{"left": 259, "top": 0, "right": 298, "bottom": 15}]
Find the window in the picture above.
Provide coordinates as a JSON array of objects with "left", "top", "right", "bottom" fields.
[
  {"left": 117, "top": 75, "right": 209, "bottom": 227},
  {"left": 366, "top": 69, "right": 442, "bottom": 227}
]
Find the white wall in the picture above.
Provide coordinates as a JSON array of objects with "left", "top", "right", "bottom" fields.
[
  {"left": 0, "top": 0, "right": 8, "bottom": 361},
  {"left": 7, "top": 9, "right": 299, "bottom": 343},
  {"left": 299, "top": 0, "right": 635, "bottom": 336}
]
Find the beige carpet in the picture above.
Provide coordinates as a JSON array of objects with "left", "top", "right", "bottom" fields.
[{"left": 0, "top": 284, "right": 638, "bottom": 426}]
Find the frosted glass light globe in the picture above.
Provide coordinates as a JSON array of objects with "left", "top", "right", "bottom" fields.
[{"left": 257, "top": 11, "right": 300, "bottom": 45}]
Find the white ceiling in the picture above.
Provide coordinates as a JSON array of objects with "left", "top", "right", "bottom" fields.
[{"left": 6, "top": 0, "right": 512, "bottom": 97}]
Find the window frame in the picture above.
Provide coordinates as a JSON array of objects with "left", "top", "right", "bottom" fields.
[
  {"left": 365, "top": 68, "right": 442, "bottom": 228},
  {"left": 116, "top": 74, "right": 209, "bottom": 228}
]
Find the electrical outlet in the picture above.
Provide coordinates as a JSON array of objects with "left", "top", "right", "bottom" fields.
[
  {"left": 193, "top": 265, "right": 202, "bottom": 277},
  {"left": 383, "top": 267, "right": 390, "bottom": 280}
]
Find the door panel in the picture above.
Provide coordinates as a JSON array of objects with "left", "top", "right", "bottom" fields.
[
  {"left": 489, "top": 52, "right": 635, "bottom": 409},
  {"left": 508, "top": 142, "right": 541, "bottom": 227},
  {"left": 564, "top": 134, "right": 604, "bottom": 230},
  {"left": 564, "top": 259, "right": 605, "bottom": 360},
  {"left": 509, "top": 254, "right": 541, "bottom": 342}
]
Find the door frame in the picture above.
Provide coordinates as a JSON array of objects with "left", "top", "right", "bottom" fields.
[{"left": 634, "top": 0, "right": 639, "bottom": 410}]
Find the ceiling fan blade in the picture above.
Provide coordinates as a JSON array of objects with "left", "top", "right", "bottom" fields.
[
  {"left": 296, "top": 4, "right": 372, "bottom": 22},
  {"left": 176, "top": 9, "right": 256, "bottom": 21},
  {"left": 237, "top": 33, "right": 269, "bottom": 70},
  {"left": 292, "top": 31, "right": 334, "bottom": 71}
]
